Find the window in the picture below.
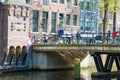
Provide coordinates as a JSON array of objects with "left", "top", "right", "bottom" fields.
[
  {"left": 32, "top": 10, "right": 39, "bottom": 32},
  {"left": 67, "top": 0, "right": 71, "bottom": 9},
  {"left": 26, "top": 11, "right": 28, "bottom": 18},
  {"left": 21, "top": 10, "right": 23, "bottom": 17},
  {"left": 80, "top": 2, "right": 84, "bottom": 10},
  {"left": 60, "top": 0, "right": 64, "bottom": 4},
  {"left": 59, "top": 13, "right": 64, "bottom": 28},
  {"left": 85, "top": 18, "right": 91, "bottom": 31},
  {"left": 92, "top": 2, "right": 97, "bottom": 12},
  {"left": 21, "top": 0, "right": 28, "bottom": 3},
  {"left": 73, "top": 0, "right": 77, "bottom": 6},
  {"left": 13, "top": 8, "right": 16, "bottom": 16},
  {"left": 43, "top": 0, "right": 48, "bottom": 6},
  {"left": 107, "top": 24, "right": 112, "bottom": 32},
  {"left": 98, "top": 24, "right": 102, "bottom": 33},
  {"left": 73, "top": 15, "right": 77, "bottom": 26},
  {"left": 66, "top": 14, "right": 70, "bottom": 25},
  {"left": 52, "top": 0, "right": 57, "bottom": 3},
  {"left": 26, "top": 0, "right": 29, "bottom": 3},
  {"left": 99, "top": 10, "right": 103, "bottom": 19},
  {"left": 33, "top": 0, "right": 39, "bottom": 1},
  {"left": 33, "top": 0, "right": 38, "bottom": 1},
  {"left": 42, "top": 11, "right": 48, "bottom": 32},
  {"left": 86, "top": 2, "right": 91, "bottom": 11},
  {"left": 92, "top": 18, "right": 97, "bottom": 31},
  {"left": 108, "top": 11, "right": 113, "bottom": 20},
  {"left": 51, "top": 12, "right": 57, "bottom": 33},
  {"left": 80, "top": 17, "right": 84, "bottom": 31}
]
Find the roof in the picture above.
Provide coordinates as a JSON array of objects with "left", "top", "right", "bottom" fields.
[{"left": 2, "top": 0, "right": 30, "bottom": 7}]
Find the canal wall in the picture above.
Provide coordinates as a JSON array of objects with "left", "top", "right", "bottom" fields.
[
  {"left": 31, "top": 51, "right": 73, "bottom": 70},
  {"left": 30, "top": 52, "right": 92, "bottom": 69},
  {"left": 29, "top": 50, "right": 93, "bottom": 69},
  {"left": 28, "top": 50, "right": 98, "bottom": 69}
]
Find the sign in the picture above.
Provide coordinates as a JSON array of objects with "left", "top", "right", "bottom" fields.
[{"left": 112, "top": 31, "right": 118, "bottom": 37}]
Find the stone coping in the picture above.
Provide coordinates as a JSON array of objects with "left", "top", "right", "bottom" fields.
[{"left": 33, "top": 46, "right": 120, "bottom": 52}]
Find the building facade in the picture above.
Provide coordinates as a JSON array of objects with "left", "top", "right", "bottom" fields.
[
  {"left": 30, "top": 0, "right": 80, "bottom": 42},
  {"left": 98, "top": 8, "right": 113, "bottom": 33},
  {"left": 79, "top": 0, "right": 98, "bottom": 33},
  {"left": 79, "top": 0, "right": 114, "bottom": 34},
  {"left": 0, "top": 0, "right": 30, "bottom": 53}
]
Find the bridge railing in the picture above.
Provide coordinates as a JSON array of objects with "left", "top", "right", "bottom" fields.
[{"left": 33, "top": 32, "right": 120, "bottom": 45}]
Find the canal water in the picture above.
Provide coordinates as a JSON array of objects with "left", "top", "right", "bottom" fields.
[{"left": 0, "top": 68, "right": 119, "bottom": 80}]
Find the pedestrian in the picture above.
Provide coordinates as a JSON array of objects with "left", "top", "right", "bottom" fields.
[
  {"left": 76, "top": 32, "right": 81, "bottom": 44},
  {"left": 106, "top": 30, "right": 111, "bottom": 43}
]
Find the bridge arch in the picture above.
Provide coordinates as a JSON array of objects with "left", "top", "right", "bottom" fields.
[
  {"left": 9, "top": 46, "right": 15, "bottom": 54},
  {"left": 21, "top": 46, "right": 27, "bottom": 65},
  {"left": 22, "top": 46, "right": 27, "bottom": 53},
  {"left": 7, "top": 46, "right": 15, "bottom": 65},
  {"left": 16, "top": 46, "right": 22, "bottom": 54},
  {"left": 14, "top": 46, "right": 22, "bottom": 65}
]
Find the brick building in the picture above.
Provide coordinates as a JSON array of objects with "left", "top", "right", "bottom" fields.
[
  {"left": 30, "top": 0, "right": 80, "bottom": 43},
  {"left": 0, "top": 0, "right": 30, "bottom": 54}
]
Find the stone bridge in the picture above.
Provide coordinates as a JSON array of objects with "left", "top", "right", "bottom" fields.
[{"left": 32, "top": 44, "right": 120, "bottom": 70}]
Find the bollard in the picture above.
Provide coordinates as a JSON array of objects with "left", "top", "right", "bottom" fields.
[{"left": 74, "top": 58, "right": 80, "bottom": 80}]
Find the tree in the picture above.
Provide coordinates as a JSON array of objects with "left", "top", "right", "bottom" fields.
[{"left": 99, "top": 0, "right": 120, "bottom": 43}]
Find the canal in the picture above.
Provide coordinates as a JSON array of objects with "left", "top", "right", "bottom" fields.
[{"left": 0, "top": 68, "right": 120, "bottom": 80}]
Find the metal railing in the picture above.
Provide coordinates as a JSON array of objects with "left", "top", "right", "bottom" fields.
[{"left": 33, "top": 33, "right": 120, "bottom": 45}]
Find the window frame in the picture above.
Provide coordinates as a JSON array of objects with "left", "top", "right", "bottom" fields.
[
  {"left": 32, "top": 10, "right": 39, "bottom": 32},
  {"left": 66, "top": 14, "right": 70, "bottom": 25}
]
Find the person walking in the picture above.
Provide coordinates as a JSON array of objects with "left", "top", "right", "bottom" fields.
[{"left": 76, "top": 32, "right": 81, "bottom": 44}]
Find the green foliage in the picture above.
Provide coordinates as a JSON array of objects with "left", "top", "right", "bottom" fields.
[
  {"left": 99, "top": 0, "right": 120, "bottom": 12},
  {"left": 33, "top": 44, "right": 120, "bottom": 47}
]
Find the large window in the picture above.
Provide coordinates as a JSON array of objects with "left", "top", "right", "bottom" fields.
[
  {"left": 67, "top": 0, "right": 71, "bottom": 9},
  {"left": 107, "top": 24, "right": 112, "bottom": 32},
  {"left": 80, "top": 17, "right": 84, "bottom": 31},
  {"left": 52, "top": 0, "right": 57, "bottom": 3},
  {"left": 85, "top": 18, "right": 91, "bottom": 31},
  {"left": 92, "top": 2, "right": 97, "bottom": 12},
  {"left": 33, "top": 0, "right": 39, "bottom": 1},
  {"left": 98, "top": 24, "right": 102, "bottom": 33},
  {"left": 86, "top": 2, "right": 91, "bottom": 11},
  {"left": 73, "top": 15, "right": 77, "bottom": 26},
  {"left": 99, "top": 10, "right": 103, "bottom": 19},
  {"left": 32, "top": 10, "right": 39, "bottom": 32},
  {"left": 59, "top": 0, "right": 64, "bottom": 4},
  {"left": 73, "top": 0, "right": 77, "bottom": 6},
  {"left": 80, "top": 2, "right": 84, "bottom": 10},
  {"left": 42, "top": 11, "right": 48, "bottom": 32},
  {"left": 59, "top": 13, "right": 64, "bottom": 28},
  {"left": 51, "top": 12, "right": 57, "bottom": 33},
  {"left": 66, "top": 14, "right": 70, "bottom": 25},
  {"left": 21, "top": 0, "right": 29, "bottom": 3},
  {"left": 43, "top": 0, "right": 48, "bottom": 6},
  {"left": 108, "top": 11, "right": 113, "bottom": 20},
  {"left": 92, "top": 18, "right": 97, "bottom": 31}
]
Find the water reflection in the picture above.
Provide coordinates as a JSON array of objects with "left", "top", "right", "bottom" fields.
[
  {"left": 0, "top": 70, "right": 76, "bottom": 80},
  {"left": 0, "top": 69, "right": 120, "bottom": 80},
  {"left": 92, "top": 77, "right": 120, "bottom": 80}
]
